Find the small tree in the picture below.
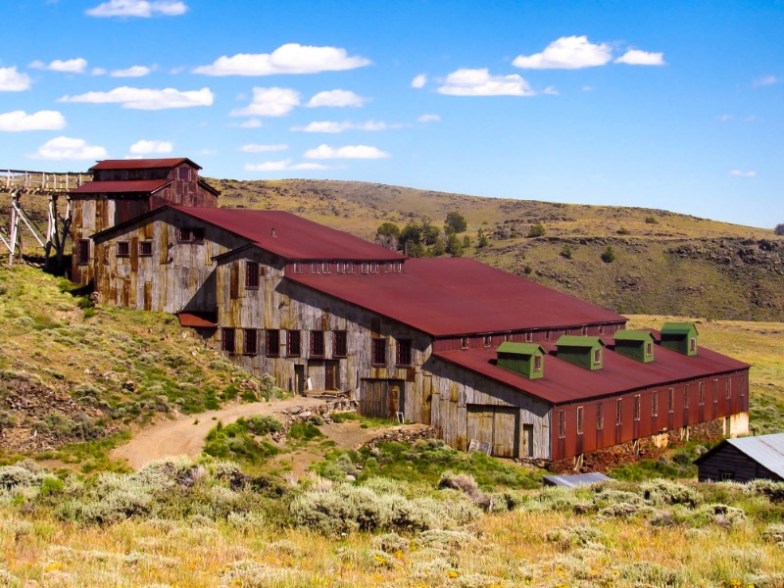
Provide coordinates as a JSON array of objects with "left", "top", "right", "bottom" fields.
[
  {"left": 445, "top": 233, "right": 463, "bottom": 256},
  {"left": 560, "top": 244, "right": 573, "bottom": 259},
  {"left": 444, "top": 212, "right": 468, "bottom": 234},
  {"left": 601, "top": 246, "right": 616, "bottom": 263},
  {"left": 375, "top": 222, "right": 401, "bottom": 251},
  {"left": 775, "top": 223, "right": 784, "bottom": 236},
  {"left": 527, "top": 223, "right": 546, "bottom": 238},
  {"left": 477, "top": 228, "right": 490, "bottom": 248}
]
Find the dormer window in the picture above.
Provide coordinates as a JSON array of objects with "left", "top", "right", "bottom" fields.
[
  {"left": 533, "top": 355, "right": 542, "bottom": 371},
  {"left": 593, "top": 348, "right": 601, "bottom": 365},
  {"left": 690, "top": 338, "right": 697, "bottom": 353},
  {"left": 646, "top": 342, "right": 653, "bottom": 356}
]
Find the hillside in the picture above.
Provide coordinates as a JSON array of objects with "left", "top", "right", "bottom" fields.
[{"left": 210, "top": 179, "right": 784, "bottom": 321}]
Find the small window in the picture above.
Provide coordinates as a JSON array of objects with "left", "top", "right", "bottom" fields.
[
  {"left": 116, "top": 241, "right": 130, "bottom": 257},
  {"left": 177, "top": 228, "right": 191, "bottom": 242},
  {"left": 370, "top": 262, "right": 378, "bottom": 273},
  {"left": 310, "top": 330, "right": 325, "bottom": 358},
  {"left": 265, "top": 330, "right": 280, "bottom": 357},
  {"left": 77, "top": 239, "right": 90, "bottom": 265},
  {"left": 287, "top": 330, "right": 301, "bottom": 357},
  {"left": 725, "top": 379, "right": 731, "bottom": 400},
  {"left": 689, "top": 337, "right": 697, "bottom": 352},
  {"left": 311, "top": 262, "right": 320, "bottom": 274},
  {"left": 396, "top": 339, "right": 412, "bottom": 366},
  {"left": 139, "top": 241, "right": 153, "bottom": 257},
  {"left": 581, "top": 325, "right": 588, "bottom": 336},
  {"left": 533, "top": 355, "right": 542, "bottom": 371},
  {"left": 245, "top": 261, "right": 260, "bottom": 290},
  {"left": 596, "top": 403, "right": 604, "bottom": 430},
  {"left": 336, "top": 262, "right": 345, "bottom": 274},
  {"left": 544, "top": 330, "right": 550, "bottom": 341},
  {"left": 483, "top": 335, "right": 492, "bottom": 348},
  {"left": 684, "top": 385, "right": 690, "bottom": 408},
  {"left": 616, "top": 398, "right": 623, "bottom": 425},
  {"left": 371, "top": 338, "right": 386, "bottom": 365},
  {"left": 646, "top": 342, "right": 653, "bottom": 356},
  {"left": 346, "top": 262, "right": 355, "bottom": 274},
  {"left": 394, "top": 261, "right": 402, "bottom": 273},
  {"left": 634, "top": 395, "right": 641, "bottom": 421},
  {"left": 361, "top": 263, "right": 369, "bottom": 274},
  {"left": 698, "top": 382, "right": 705, "bottom": 406},
  {"left": 525, "top": 332, "right": 533, "bottom": 343},
  {"left": 652, "top": 391, "right": 658, "bottom": 417},
  {"left": 668, "top": 388, "right": 675, "bottom": 413},
  {"left": 720, "top": 471, "right": 735, "bottom": 481},
  {"left": 713, "top": 379, "right": 719, "bottom": 405},
  {"left": 293, "top": 262, "right": 303, "bottom": 274},
  {"left": 322, "top": 262, "right": 330, "bottom": 274},
  {"left": 558, "top": 411, "right": 566, "bottom": 438},
  {"left": 598, "top": 325, "right": 605, "bottom": 335},
  {"left": 243, "top": 328, "right": 258, "bottom": 355},
  {"left": 460, "top": 337, "right": 469, "bottom": 350},
  {"left": 178, "top": 166, "right": 190, "bottom": 180},
  {"left": 333, "top": 330, "right": 348, "bottom": 357},
  {"left": 576, "top": 406, "right": 584, "bottom": 435},
  {"left": 222, "top": 328, "right": 236, "bottom": 354},
  {"left": 593, "top": 348, "right": 601, "bottom": 365}
]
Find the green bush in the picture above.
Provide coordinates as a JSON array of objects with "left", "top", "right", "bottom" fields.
[
  {"left": 560, "top": 244, "right": 573, "bottom": 259},
  {"left": 601, "top": 246, "right": 616, "bottom": 263},
  {"left": 645, "top": 216, "right": 659, "bottom": 224},
  {"left": 288, "top": 421, "right": 324, "bottom": 441},
  {"left": 527, "top": 223, "right": 546, "bottom": 238}
]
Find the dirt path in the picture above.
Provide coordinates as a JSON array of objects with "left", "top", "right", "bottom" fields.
[{"left": 111, "top": 396, "right": 327, "bottom": 470}]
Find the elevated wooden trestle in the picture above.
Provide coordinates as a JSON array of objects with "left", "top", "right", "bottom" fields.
[{"left": 1, "top": 169, "right": 90, "bottom": 267}]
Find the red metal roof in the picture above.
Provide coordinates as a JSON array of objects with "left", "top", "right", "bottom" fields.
[
  {"left": 433, "top": 344, "right": 748, "bottom": 405},
  {"left": 71, "top": 179, "right": 171, "bottom": 195},
  {"left": 172, "top": 206, "right": 405, "bottom": 262},
  {"left": 89, "top": 158, "right": 199, "bottom": 171},
  {"left": 288, "top": 258, "right": 626, "bottom": 336},
  {"left": 176, "top": 312, "right": 218, "bottom": 328}
]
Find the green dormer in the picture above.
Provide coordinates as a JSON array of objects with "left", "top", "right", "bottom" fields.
[
  {"left": 613, "top": 330, "right": 655, "bottom": 363},
  {"left": 496, "top": 342, "right": 546, "bottom": 380},
  {"left": 660, "top": 322, "right": 699, "bottom": 356},
  {"left": 555, "top": 336, "right": 604, "bottom": 371}
]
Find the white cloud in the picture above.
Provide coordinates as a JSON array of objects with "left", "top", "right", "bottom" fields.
[
  {"left": 59, "top": 86, "right": 213, "bottom": 110},
  {"left": 438, "top": 68, "right": 534, "bottom": 96},
  {"left": 31, "top": 136, "right": 107, "bottom": 160},
  {"left": 237, "top": 118, "right": 263, "bottom": 128},
  {"left": 129, "top": 139, "right": 173, "bottom": 154},
  {"left": 293, "top": 120, "right": 390, "bottom": 133},
  {"left": 111, "top": 65, "right": 152, "bottom": 78},
  {"left": 615, "top": 49, "right": 665, "bottom": 66},
  {"left": 753, "top": 75, "right": 779, "bottom": 88},
  {"left": 411, "top": 74, "right": 427, "bottom": 89},
  {"left": 31, "top": 58, "right": 88, "bottom": 73},
  {"left": 513, "top": 36, "right": 612, "bottom": 69},
  {"left": 86, "top": 0, "right": 187, "bottom": 18},
  {"left": 730, "top": 169, "right": 756, "bottom": 177},
  {"left": 0, "top": 67, "right": 32, "bottom": 91},
  {"left": 542, "top": 86, "right": 560, "bottom": 96},
  {"left": 92, "top": 67, "right": 107, "bottom": 75},
  {"left": 230, "top": 87, "right": 300, "bottom": 117},
  {"left": 0, "top": 110, "right": 66, "bottom": 132},
  {"left": 417, "top": 114, "right": 441, "bottom": 123},
  {"left": 245, "top": 159, "right": 328, "bottom": 172},
  {"left": 194, "top": 43, "right": 370, "bottom": 76},
  {"left": 304, "top": 144, "right": 389, "bottom": 160},
  {"left": 306, "top": 89, "right": 367, "bottom": 108},
  {"left": 239, "top": 143, "right": 288, "bottom": 153}
]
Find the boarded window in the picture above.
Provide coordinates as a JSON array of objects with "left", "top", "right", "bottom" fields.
[
  {"left": 646, "top": 342, "right": 653, "bottom": 356},
  {"left": 616, "top": 398, "right": 623, "bottom": 425},
  {"left": 310, "top": 330, "right": 325, "bottom": 358},
  {"left": 576, "top": 406, "right": 584, "bottom": 435},
  {"left": 596, "top": 403, "right": 604, "bottom": 430},
  {"left": 534, "top": 355, "right": 542, "bottom": 371},
  {"left": 634, "top": 395, "right": 641, "bottom": 421},
  {"left": 690, "top": 337, "right": 697, "bottom": 352},
  {"left": 684, "top": 385, "right": 690, "bottom": 408},
  {"left": 333, "top": 330, "right": 348, "bottom": 357},
  {"left": 139, "top": 241, "right": 153, "bottom": 257},
  {"left": 265, "top": 330, "right": 280, "bottom": 357},
  {"left": 178, "top": 166, "right": 190, "bottom": 180},
  {"left": 116, "top": 241, "right": 130, "bottom": 257},
  {"left": 699, "top": 382, "right": 705, "bottom": 405},
  {"left": 229, "top": 263, "right": 239, "bottom": 300},
  {"left": 371, "top": 338, "right": 386, "bottom": 365},
  {"left": 77, "top": 239, "right": 90, "bottom": 265},
  {"left": 652, "top": 391, "right": 658, "bottom": 417},
  {"left": 558, "top": 411, "right": 566, "bottom": 438},
  {"left": 287, "top": 330, "right": 301, "bottom": 357},
  {"left": 243, "top": 329, "right": 258, "bottom": 355},
  {"left": 222, "top": 328, "right": 236, "bottom": 354},
  {"left": 396, "top": 339, "right": 412, "bottom": 366},
  {"left": 668, "top": 388, "right": 675, "bottom": 412},
  {"left": 245, "top": 261, "right": 260, "bottom": 289},
  {"left": 726, "top": 379, "right": 731, "bottom": 399}
]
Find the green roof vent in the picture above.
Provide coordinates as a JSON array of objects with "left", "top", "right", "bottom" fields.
[
  {"left": 555, "top": 336, "right": 604, "bottom": 371},
  {"left": 613, "top": 330, "right": 655, "bottom": 363},
  {"left": 660, "top": 322, "right": 699, "bottom": 356},
  {"left": 496, "top": 342, "right": 546, "bottom": 380}
]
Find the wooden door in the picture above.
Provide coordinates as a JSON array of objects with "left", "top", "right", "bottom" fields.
[
  {"left": 325, "top": 361, "right": 339, "bottom": 391},
  {"left": 521, "top": 424, "right": 534, "bottom": 458},
  {"left": 492, "top": 407, "right": 518, "bottom": 458}
]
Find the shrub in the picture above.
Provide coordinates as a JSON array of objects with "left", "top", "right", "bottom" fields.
[
  {"left": 620, "top": 561, "right": 687, "bottom": 586},
  {"left": 0, "top": 465, "right": 43, "bottom": 491},
  {"left": 560, "top": 244, "right": 573, "bottom": 259},
  {"left": 438, "top": 471, "right": 491, "bottom": 510},
  {"left": 372, "top": 532, "right": 411, "bottom": 554},
  {"left": 445, "top": 212, "right": 468, "bottom": 234},
  {"left": 527, "top": 223, "right": 546, "bottom": 238},
  {"left": 288, "top": 421, "right": 323, "bottom": 441},
  {"left": 601, "top": 246, "right": 616, "bottom": 263},
  {"left": 774, "top": 223, "right": 784, "bottom": 236},
  {"left": 640, "top": 479, "right": 702, "bottom": 507},
  {"left": 645, "top": 216, "right": 659, "bottom": 224},
  {"left": 762, "top": 523, "right": 784, "bottom": 547}
]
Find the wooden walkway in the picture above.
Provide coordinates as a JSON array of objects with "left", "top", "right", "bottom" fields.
[{"left": 1, "top": 169, "right": 91, "bottom": 195}]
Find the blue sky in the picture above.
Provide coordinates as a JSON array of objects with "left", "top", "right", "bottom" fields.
[{"left": 1, "top": 0, "right": 782, "bottom": 228}]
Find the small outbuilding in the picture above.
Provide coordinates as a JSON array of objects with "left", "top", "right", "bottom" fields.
[{"left": 695, "top": 433, "right": 784, "bottom": 482}]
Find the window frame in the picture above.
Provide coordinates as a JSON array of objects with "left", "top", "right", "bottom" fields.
[
  {"left": 596, "top": 403, "right": 604, "bottom": 430},
  {"left": 371, "top": 338, "right": 387, "bottom": 366},
  {"left": 333, "top": 330, "right": 348, "bottom": 358},
  {"left": 245, "top": 261, "right": 260, "bottom": 290},
  {"left": 222, "top": 327, "right": 236, "bottom": 355},
  {"left": 77, "top": 239, "right": 90, "bottom": 265},
  {"left": 533, "top": 354, "right": 542, "bottom": 372},
  {"left": 616, "top": 398, "right": 623, "bottom": 425},
  {"left": 576, "top": 406, "right": 584, "bottom": 435},
  {"left": 243, "top": 328, "right": 258, "bottom": 356},
  {"left": 310, "top": 330, "right": 325, "bottom": 358},
  {"left": 265, "top": 329, "right": 280, "bottom": 357},
  {"left": 116, "top": 241, "right": 130, "bottom": 258},
  {"left": 396, "top": 338, "right": 412, "bottom": 366},
  {"left": 633, "top": 395, "right": 641, "bottom": 421},
  {"left": 593, "top": 348, "right": 602, "bottom": 365},
  {"left": 668, "top": 387, "right": 675, "bottom": 413},
  {"left": 287, "top": 330, "right": 301, "bottom": 357},
  {"left": 139, "top": 240, "right": 153, "bottom": 257},
  {"left": 699, "top": 382, "right": 705, "bottom": 406},
  {"left": 652, "top": 391, "right": 659, "bottom": 417},
  {"left": 557, "top": 410, "right": 566, "bottom": 438}
]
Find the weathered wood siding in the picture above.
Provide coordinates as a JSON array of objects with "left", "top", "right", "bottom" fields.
[
  {"left": 428, "top": 356, "right": 551, "bottom": 459},
  {"left": 697, "top": 443, "right": 782, "bottom": 483}
]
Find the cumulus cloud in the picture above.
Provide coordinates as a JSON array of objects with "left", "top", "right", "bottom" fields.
[
  {"left": 513, "top": 36, "right": 612, "bottom": 69},
  {"left": 542, "top": 86, "right": 559, "bottom": 96},
  {"left": 730, "top": 169, "right": 756, "bottom": 177},
  {"left": 30, "top": 58, "right": 88, "bottom": 73},
  {"left": 0, "top": 110, "right": 66, "bottom": 132},
  {"left": 615, "top": 49, "right": 665, "bottom": 66},
  {"left": 293, "top": 120, "right": 390, "bottom": 133},
  {"left": 411, "top": 74, "right": 427, "bottom": 89},
  {"left": 129, "top": 139, "right": 173, "bottom": 154},
  {"left": 304, "top": 144, "right": 389, "bottom": 160},
  {"left": 239, "top": 143, "right": 288, "bottom": 153},
  {"left": 417, "top": 114, "right": 441, "bottom": 123},
  {"left": 0, "top": 67, "right": 32, "bottom": 91},
  {"left": 87, "top": 0, "right": 187, "bottom": 18},
  {"left": 58, "top": 86, "right": 213, "bottom": 110},
  {"left": 31, "top": 136, "right": 107, "bottom": 160},
  {"left": 194, "top": 43, "right": 370, "bottom": 76},
  {"left": 245, "top": 159, "right": 328, "bottom": 172},
  {"left": 438, "top": 68, "right": 534, "bottom": 96},
  {"left": 753, "top": 75, "right": 779, "bottom": 87},
  {"left": 237, "top": 118, "right": 263, "bottom": 128},
  {"left": 306, "top": 89, "right": 367, "bottom": 108},
  {"left": 230, "top": 87, "right": 300, "bottom": 117},
  {"left": 111, "top": 65, "right": 152, "bottom": 77}
]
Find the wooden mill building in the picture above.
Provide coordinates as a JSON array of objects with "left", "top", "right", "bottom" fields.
[{"left": 71, "top": 158, "right": 751, "bottom": 464}]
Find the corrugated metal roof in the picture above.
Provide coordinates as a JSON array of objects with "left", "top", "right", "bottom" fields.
[
  {"left": 71, "top": 179, "right": 171, "bottom": 195},
  {"left": 176, "top": 312, "right": 218, "bottom": 328},
  {"left": 661, "top": 322, "right": 698, "bottom": 336},
  {"left": 543, "top": 473, "right": 611, "bottom": 487},
  {"left": 289, "top": 258, "right": 626, "bottom": 337},
  {"left": 724, "top": 434, "right": 784, "bottom": 479},
  {"left": 89, "top": 158, "right": 198, "bottom": 171},
  {"left": 433, "top": 343, "right": 748, "bottom": 405}
]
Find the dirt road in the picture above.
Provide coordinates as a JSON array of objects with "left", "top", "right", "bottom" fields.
[{"left": 110, "top": 396, "right": 327, "bottom": 470}]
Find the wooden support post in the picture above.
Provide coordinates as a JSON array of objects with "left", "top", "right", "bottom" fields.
[{"left": 9, "top": 192, "right": 20, "bottom": 265}]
